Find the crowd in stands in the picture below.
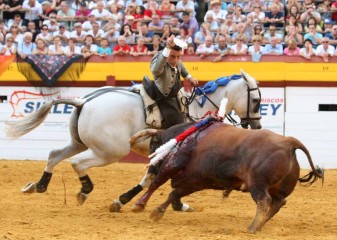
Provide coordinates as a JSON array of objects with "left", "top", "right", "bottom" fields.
[{"left": 1, "top": 0, "right": 337, "bottom": 62}]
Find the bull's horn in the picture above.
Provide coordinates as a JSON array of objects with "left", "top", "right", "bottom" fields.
[{"left": 129, "top": 129, "right": 157, "bottom": 144}]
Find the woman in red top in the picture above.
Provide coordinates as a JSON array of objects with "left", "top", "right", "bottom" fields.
[
  {"left": 130, "top": 37, "right": 148, "bottom": 56},
  {"left": 158, "top": 0, "right": 175, "bottom": 18}
]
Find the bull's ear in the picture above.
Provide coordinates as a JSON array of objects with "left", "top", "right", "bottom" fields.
[{"left": 129, "top": 129, "right": 158, "bottom": 144}]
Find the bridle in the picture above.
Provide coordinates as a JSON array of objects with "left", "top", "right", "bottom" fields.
[{"left": 182, "top": 84, "right": 261, "bottom": 128}]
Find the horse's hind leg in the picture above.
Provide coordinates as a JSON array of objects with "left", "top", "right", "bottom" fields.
[{"left": 21, "top": 141, "right": 87, "bottom": 194}]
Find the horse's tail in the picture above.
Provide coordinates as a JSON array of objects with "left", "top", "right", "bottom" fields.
[
  {"left": 6, "top": 98, "right": 85, "bottom": 139},
  {"left": 289, "top": 137, "right": 324, "bottom": 186}
]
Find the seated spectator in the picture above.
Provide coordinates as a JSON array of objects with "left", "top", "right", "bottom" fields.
[
  {"left": 176, "top": 26, "right": 193, "bottom": 47},
  {"left": 97, "top": 38, "right": 112, "bottom": 56},
  {"left": 285, "top": 15, "right": 303, "bottom": 33},
  {"left": 17, "top": 32, "right": 36, "bottom": 59},
  {"left": 87, "top": 22, "right": 104, "bottom": 43},
  {"left": 267, "top": 0, "right": 284, "bottom": 11},
  {"left": 248, "top": 35, "right": 265, "bottom": 55},
  {"left": 264, "top": 36, "right": 283, "bottom": 55},
  {"left": 113, "top": 36, "right": 131, "bottom": 55},
  {"left": 232, "top": 23, "right": 250, "bottom": 44},
  {"left": 6, "top": 14, "right": 24, "bottom": 31},
  {"left": 180, "top": 11, "right": 199, "bottom": 39},
  {"left": 124, "top": 15, "right": 137, "bottom": 31},
  {"left": 247, "top": 5, "right": 265, "bottom": 24},
  {"left": 232, "top": 6, "right": 246, "bottom": 24},
  {"left": 135, "top": 23, "right": 154, "bottom": 44},
  {"left": 315, "top": 37, "right": 335, "bottom": 62},
  {"left": 108, "top": 3, "right": 123, "bottom": 25},
  {"left": 243, "top": 0, "right": 267, "bottom": 11},
  {"left": 72, "top": 0, "right": 84, "bottom": 11},
  {"left": 56, "top": 2, "right": 75, "bottom": 27},
  {"left": 26, "top": 21, "right": 39, "bottom": 42},
  {"left": 36, "top": 24, "right": 52, "bottom": 43},
  {"left": 265, "top": 3, "right": 284, "bottom": 28},
  {"left": 285, "top": 25, "right": 303, "bottom": 45},
  {"left": 103, "top": 15, "right": 121, "bottom": 32},
  {"left": 304, "top": 24, "right": 323, "bottom": 46},
  {"left": 284, "top": 39, "right": 300, "bottom": 56},
  {"left": 6, "top": 24, "right": 24, "bottom": 44},
  {"left": 323, "top": 18, "right": 333, "bottom": 36},
  {"left": 252, "top": 24, "right": 266, "bottom": 41},
  {"left": 317, "top": 0, "right": 332, "bottom": 22},
  {"left": 0, "top": 19, "right": 7, "bottom": 36},
  {"left": 160, "top": 23, "right": 173, "bottom": 47},
  {"left": 196, "top": 34, "right": 215, "bottom": 59},
  {"left": 147, "top": 35, "right": 164, "bottom": 55},
  {"left": 125, "top": 0, "right": 142, "bottom": 8},
  {"left": 48, "top": 35, "right": 65, "bottom": 55},
  {"left": 158, "top": 0, "right": 175, "bottom": 18},
  {"left": 64, "top": 38, "right": 82, "bottom": 55},
  {"left": 212, "top": 35, "right": 230, "bottom": 62},
  {"left": 103, "top": 25, "right": 120, "bottom": 49},
  {"left": 1, "top": 36, "right": 17, "bottom": 56},
  {"left": 286, "top": 1, "right": 301, "bottom": 14},
  {"left": 194, "top": 22, "right": 211, "bottom": 47},
  {"left": 186, "top": 43, "right": 195, "bottom": 55},
  {"left": 263, "top": 24, "right": 283, "bottom": 44},
  {"left": 204, "top": 13, "right": 220, "bottom": 33},
  {"left": 53, "top": 22, "right": 71, "bottom": 42},
  {"left": 300, "top": 3, "right": 321, "bottom": 24},
  {"left": 22, "top": 0, "right": 42, "bottom": 28},
  {"left": 325, "top": 24, "right": 337, "bottom": 45},
  {"left": 300, "top": 38, "right": 316, "bottom": 59},
  {"left": 120, "top": 24, "right": 136, "bottom": 44},
  {"left": 130, "top": 37, "right": 148, "bottom": 56},
  {"left": 215, "top": 25, "right": 232, "bottom": 44},
  {"left": 175, "top": 0, "right": 196, "bottom": 20},
  {"left": 75, "top": 2, "right": 91, "bottom": 23},
  {"left": 304, "top": 17, "right": 323, "bottom": 33},
  {"left": 286, "top": 4, "right": 301, "bottom": 21},
  {"left": 204, "top": 0, "right": 228, "bottom": 26},
  {"left": 222, "top": 14, "right": 237, "bottom": 35},
  {"left": 43, "top": 13, "right": 59, "bottom": 35},
  {"left": 70, "top": 22, "right": 86, "bottom": 44},
  {"left": 40, "top": 1, "right": 57, "bottom": 20},
  {"left": 168, "top": 16, "right": 180, "bottom": 34},
  {"left": 144, "top": 0, "right": 162, "bottom": 21},
  {"left": 226, "top": 0, "right": 244, "bottom": 12},
  {"left": 32, "top": 39, "right": 48, "bottom": 54},
  {"left": 148, "top": 14, "right": 164, "bottom": 33},
  {"left": 82, "top": 14, "right": 97, "bottom": 32},
  {"left": 229, "top": 36, "right": 248, "bottom": 55},
  {"left": 81, "top": 34, "right": 98, "bottom": 53},
  {"left": 91, "top": 1, "right": 110, "bottom": 26}
]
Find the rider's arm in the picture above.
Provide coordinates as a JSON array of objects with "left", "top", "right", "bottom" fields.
[{"left": 150, "top": 49, "right": 169, "bottom": 78}]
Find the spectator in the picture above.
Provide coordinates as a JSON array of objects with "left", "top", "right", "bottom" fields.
[
  {"left": 176, "top": 26, "right": 192, "bottom": 47},
  {"left": 103, "top": 25, "right": 120, "bottom": 49},
  {"left": 300, "top": 3, "right": 321, "bottom": 24},
  {"left": 43, "top": 13, "right": 59, "bottom": 34},
  {"left": 120, "top": 24, "right": 136, "bottom": 44},
  {"left": 144, "top": 0, "right": 162, "bottom": 21},
  {"left": 82, "top": 13, "right": 96, "bottom": 32},
  {"left": 252, "top": 24, "right": 266, "bottom": 40},
  {"left": 284, "top": 39, "right": 300, "bottom": 56},
  {"left": 196, "top": 34, "right": 215, "bottom": 58},
  {"left": 215, "top": 25, "right": 232, "bottom": 44},
  {"left": 125, "top": 0, "right": 142, "bottom": 8},
  {"left": 226, "top": 0, "right": 244, "bottom": 12},
  {"left": 27, "top": 21, "right": 39, "bottom": 42},
  {"left": 81, "top": 34, "right": 98, "bottom": 53},
  {"left": 285, "top": 25, "right": 303, "bottom": 45},
  {"left": 17, "top": 32, "right": 36, "bottom": 58},
  {"left": 103, "top": 15, "right": 121, "bottom": 32},
  {"left": 248, "top": 35, "right": 265, "bottom": 55},
  {"left": 222, "top": 14, "right": 237, "bottom": 35},
  {"left": 186, "top": 43, "right": 195, "bottom": 55},
  {"left": 212, "top": 35, "right": 230, "bottom": 62},
  {"left": 286, "top": 1, "right": 301, "bottom": 13},
  {"left": 87, "top": 22, "right": 104, "bottom": 42},
  {"left": 71, "top": 0, "right": 83, "bottom": 11},
  {"left": 263, "top": 24, "right": 283, "bottom": 44},
  {"left": 267, "top": 0, "right": 284, "bottom": 11},
  {"left": 48, "top": 35, "right": 64, "bottom": 55},
  {"left": 148, "top": 14, "right": 164, "bottom": 32},
  {"left": 229, "top": 36, "right": 248, "bottom": 55},
  {"left": 204, "top": 13, "right": 219, "bottom": 33},
  {"left": 180, "top": 11, "right": 199, "bottom": 39},
  {"left": 304, "top": 24, "right": 323, "bottom": 45},
  {"left": 40, "top": 1, "right": 57, "bottom": 20},
  {"left": 125, "top": 15, "right": 137, "bottom": 31},
  {"left": 97, "top": 38, "right": 112, "bottom": 56},
  {"left": 130, "top": 37, "right": 148, "bottom": 56},
  {"left": 113, "top": 35, "right": 131, "bottom": 55},
  {"left": 56, "top": 2, "right": 75, "bottom": 27},
  {"left": 304, "top": 17, "right": 323, "bottom": 33},
  {"left": 323, "top": 18, "right": 333, "bottom": 36},
  {"left": 286, "top": 4, "right": 301, "bottom": 21},
  {"left": 133, "top": 5, "right": 145, "bottom": 25},
  {"left": 175, "top": 0, "right": 195, "bottom": 20},
  {"left": 332, "top": 0, "right": 337, "bottom": 23},
  {"left": 36, "top": 24, "right": 52, "bottom": 42},
  {"left": 158, "top": 0, "right": 175, "bottom": 18},
  {"left": 232, "top": 6, "right": 246, "bottom": 24},
  {"left": 204, "top": 0, "right": 227, "bottom": 27},
  {"left": 194, "top": 22, "right": 211, "bottom": 47},
  {"left": 265, "top": 3, "right": 284, "bottom": 28},
  {"left": 147, "top": 34, "right": 163, "bottom": 55},
  {"left": 247, "top": 5, "right": 265, "bottom": 23},
  {"left": 136, "top": 23, "right": 154, "bottom": 43},
  {"left": 75, "top": 2, "right": 91, "bottom": 23},
  {"left": 2, "top": 36, "right": 17, "bottom": 55},
  {"left": 315, "top": 37, "right": 335, "bottom": 62},
  {"left": 168, "top": 16, "right": 180, "bottom": 34},
  {"left": 232, "top": 22, "right": 250, "bottom": 44},
  {"left": 7, "top": 13, "right": 24, "bottom": 31},
  {"left": 264, "top": 36, "right": 283, "bottom": 55},
  {"left": 91, "top": 1, "right": 110, "bottom": 26},
  {"left": 54, "top": 22, "right": 70, "bottom": 42},
  {"left": 300, "top": 38, "right": 315, "bottom": 59},
  {"left": 285, "top": 15, "right": 303, "bottom": 33},
  {"left": 0, "top": 19, "right": 7, "bottom": 36},
  {"left": 64, "top": 38, "right": 81, "bottom": 55},
  {"left": 317, "top": 0, "right": 332, "bottom": 22},
  {"left": 160, "top": 23, "right": 173, "bottom": 46},
  {"left": 244, "top": 0, "right": 267, "bottom": 12},
  {"left": 32, "top": 38, "right": 48, "bottom": 54},
  {"left": 6, "top": 24, "right": 24, "bottom": 44},
  {"left": 109, "top": 3, "right": 123, "bottom": 24},
  {"left": 22, "top": 0, "right": 42, "bottom": 27},
  {"left": 70, "top": 22, "right": 86, "bottom": 44},
  {"left": 325, "top": 24, "right": 337, "bottom": 45},
  {"left": 3, "top": 0, "right": 24, "bottom": 22}
]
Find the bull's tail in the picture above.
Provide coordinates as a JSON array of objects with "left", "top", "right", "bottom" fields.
[
  {"left": 290, "top": 137, "right": 324, "bottom": 186},
  {"left": 6, "top": 98, "right": 85, "bottom": 139}
]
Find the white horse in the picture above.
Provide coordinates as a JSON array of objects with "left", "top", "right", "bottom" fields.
[{"left": 6, "top": 69, "right": 261, "bottom": 206}]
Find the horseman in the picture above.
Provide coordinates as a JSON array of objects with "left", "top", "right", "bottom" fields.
[{"left": 149, "top": 34, "right": 198, "bottom": 129}]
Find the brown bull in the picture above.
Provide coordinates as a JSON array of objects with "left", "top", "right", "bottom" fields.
[{"left": 131, "top": 122, "right": 324, "bottom": 233}]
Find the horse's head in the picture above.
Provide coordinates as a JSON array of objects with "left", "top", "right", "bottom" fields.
[{"left": 235, "top": 70, "right": 262, "bottom": 129}]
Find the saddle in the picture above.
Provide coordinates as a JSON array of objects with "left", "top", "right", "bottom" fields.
[{"left": 142, "top": 76, "right": 156, "bottom": 99}]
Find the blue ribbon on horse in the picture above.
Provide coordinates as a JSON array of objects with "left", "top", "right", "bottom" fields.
[{"left": 195, "top": 74, "right": 242, "bottom": 107}]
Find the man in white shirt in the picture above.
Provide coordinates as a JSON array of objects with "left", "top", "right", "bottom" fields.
[
  {"left": 90, "top": 1, "right": 110, "bottom": 26},
  {"left": 87, "top": 22, "right": 104, "bottom": 42},
  {"left": 82, "top": 14, "right": 96, "bottom": 32},
  {"left": 70, "top": 22, "right": 87, "bottom": 44},
  {"left": 22, "top": 0, "right": 42, "bottom": 27},
  {"left": 175, "top": 0, "right": 195, "bottom": 20},
  {"left": 53, "top": 22, "right": 71, "bottom": 42},
  {"left": 196, "top": 35, "right": 215, "bottom": 58},
  {"left": 315, "top": 37, "right": 335, "bottom": 62}
]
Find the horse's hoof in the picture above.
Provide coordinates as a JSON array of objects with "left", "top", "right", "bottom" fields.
[
  {"left": 110, "top": 200, "right": 122, "bottom": 213},
  {"left": 150, "top": 207, "right": 165, "bottom": 222},
  {"left": 247, "top": 225, "right": 258, "bottom": 234},
  {"left": 21, "top": 182, "right": 37, "bottom": 193},
  {"left": 131, "top": 204, "right": 145, "bottom": 213},
  {"left": 181, "top": 203, "right": 195, "bottom": 212},
  {"left": 77, "top": 192, "right": 88, "bottom": 205}
]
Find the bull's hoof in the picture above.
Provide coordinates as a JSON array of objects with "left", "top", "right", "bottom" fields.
[
  {"left": 131, "top": 204, "right": 145, "bottom": 213},
  {"left": 150, "top": 207, "right": 165, "bottom": 222},
  {"left": 21, "top": 182, "right": 37, "bottom": 193},
  {"left": 77, "top": 192, "right": 88, "bottom": 205},
  {"left": 110, "top": 200, "right": 122, "bottom": 212}
]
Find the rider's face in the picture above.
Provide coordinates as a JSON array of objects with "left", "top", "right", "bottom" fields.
[{"left": 168, "top": 50, "right": 182, "bottom": 68}]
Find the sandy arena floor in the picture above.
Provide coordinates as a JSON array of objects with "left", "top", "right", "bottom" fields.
[{"left": 0, "top": 160, "right": 336, "bottom": 240}]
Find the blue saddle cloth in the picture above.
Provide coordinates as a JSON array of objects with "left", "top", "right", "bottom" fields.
[{"left": 195, "top": 74, "right": 242, "bottom": 107}]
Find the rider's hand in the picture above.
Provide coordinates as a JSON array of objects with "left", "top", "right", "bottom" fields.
[
  {"left": 166, "top": 35, "right": 176, "bottom": 49},
  {"left": 189, "top": 77, "right": 198, "bottom": 87}
]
